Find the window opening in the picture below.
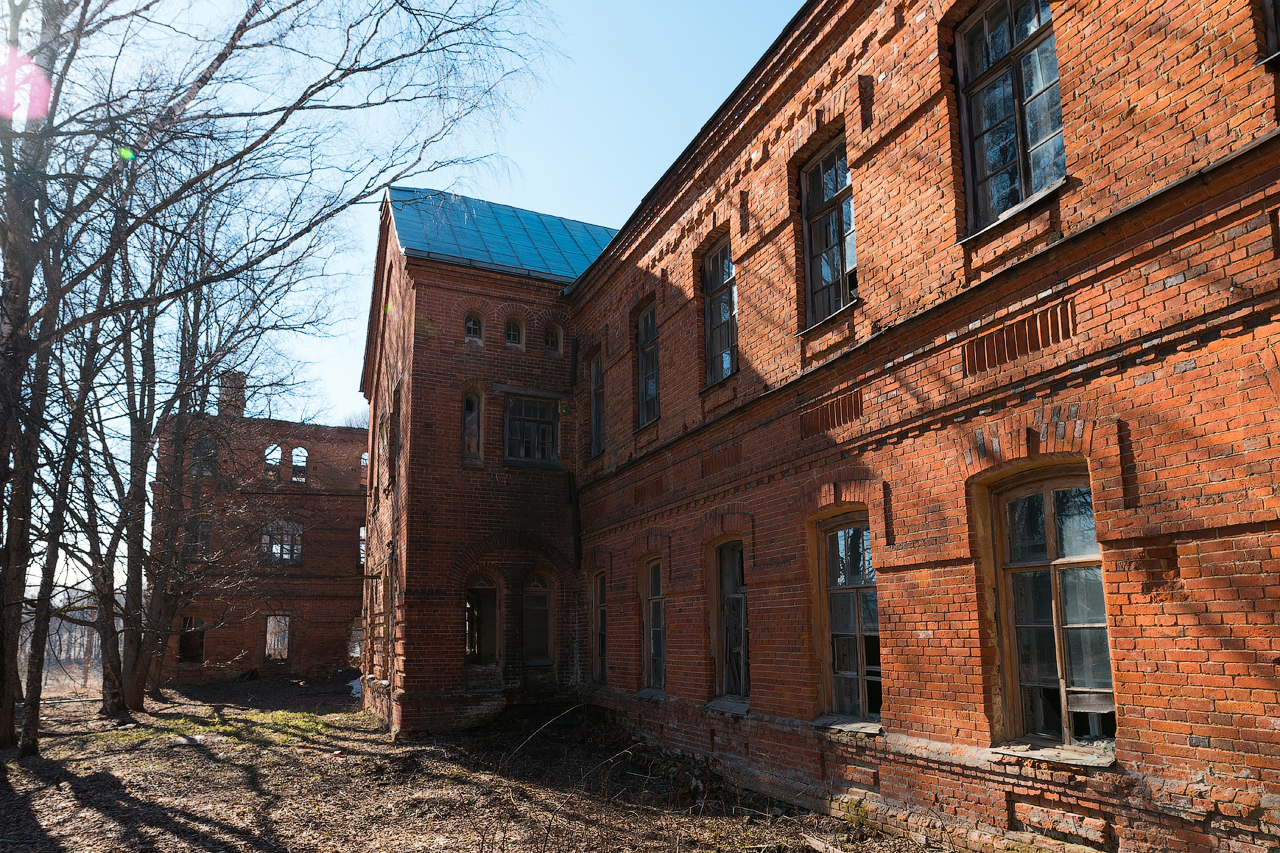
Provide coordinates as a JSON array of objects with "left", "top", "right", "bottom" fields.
[
  {"left": 465, "top": 576, "right": 498, "bottom": 665},
  {"left": 718, "top": 542, "right": 748, "bottom": 698},
  {"left": 260, "top": 520, "right": 303, "bottom": 565},
  {"left": 361, "top": 451, "right": 369, "bottom": 468},
  {"left": 264, "top": 444, "right": 281, "bottom": 480},
  {"left": 522, "top": 575, "right": 552, "bottom": 664},
  {"left": 359, "top": 526, "right": 366, "bottom": 568},
  {"left": 590, "top": 356, "right": 605, "bottom": 457},
  {"left": 291, "top": 447, "right": 308, "bottom": 483},
  {"left": 505, "top": 396, "right": 558, "bottom": 463},
  {"left": 594, "top": 572, "right": 607, "bottom": 684},
  {"left": 178, "top": 616, "right": 205, "bottom": 664},
  {"left": 265, "top": 615, "right": 290, "bottom": 661},
  {"left": 465, "top": 314, "right": 483, "bottom": 341},
  {"left": 821, "top": 513, "right": 880, "bottom": 719},
  {"left": 999, "top": 475, "right": 1114, "bottom": 746},
  {"left": 545, "top": 324, "right": 561, "bottom": 351},
  {"left": 803, "top": 139, "right": 856, "bottom": 325},
  {"left": 185, "top": 519, "right": 212, "bottom": 560},
  {"left": 646, "top": 560, "right": 665, "bottom": 689},
  {"left": 959, "top": 0, "right": 1064, "bottom": 229},
  {"left": 505, "top": 318, "right": 523, "bottom": 346},
  {"left": 463, "top": 393, "right": 481, "bottom": 460},
  {"left": 192, "top": 438, "right": 217, "bottom": 479},
  {"left": 703, "top": 237, "right": 738, "bottom": 385},
  {"left": 637, "top": 305, "right": 659, "bottom": 426},
  {"left": 348, "top": 619, "right": 363, "bottom": 665}
]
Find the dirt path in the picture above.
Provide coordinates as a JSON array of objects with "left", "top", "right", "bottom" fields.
[{"left": 0, "top": 677, "right": 932, "bottom": 852}]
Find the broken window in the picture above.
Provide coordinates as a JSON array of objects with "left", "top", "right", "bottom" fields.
[
  {"left": 291, "top": 446, "right": 308, "bottom": 483},
  {"left": 462, "top": 393, "right": 481, "bottom": 460},
  {"left": 264, "top": 444, "right": 282, "bottom": 480},
  {"left": 260, "top": 520, "right": 303, "bottom": 566},
  {"left": 703, "top": 236, "right": 738, "bottom": 385},
  {"left": 998, "top": 472, "right": 1114, "bottom": 746},
  {"left": 717, "top": 541, "right": 749, "bottom": 698},
  {"left": 465, "top": 576, "right": 497, "bottom": 665},
  {"left": 589, "top": 355, "right": 605, "bottom": 458},
  {"left": 178, "top": 616, "right": 205, "bottom": 664},
  {"left": 958, "top": 0, "right": 1064, "bottom": 230},
  {"left": 820, "top": 512, "right": 880, "bottom": 720},
  {"left": 594, "top": 571, "right": 607, "bottom": 684},
  {"left": 464, "top": 313, "right": 483, "bottom": 342},
  {"left": 645, "top": 560, "right": 665, "bottom": 690},
  {"left": 522, "top": 575, "right": 552, "bottom": 665},
  {"left": 505, "top": 396, "right": 557, "bottom": 464},
  {"left": 637, "top": 304, "right": 659, "bottom": 426},
  {"left": 191, "top": 437, "right": 217, "bottom": 479},
  {"left": 505, "top": 318, "right": 523, "bottom": 346},
  {"left": 361, "top": 451, "right": 369, "bottom": 468},
  {"left": 265, "top": 615, "right": 290, "bottom": 661}
]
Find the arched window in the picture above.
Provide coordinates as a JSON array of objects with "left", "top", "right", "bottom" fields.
[
  {"left": 505, "top": 318, "right": 523, "bottom": 346},
  {"left": 264, "top": 444, "right": 282, "bottom": 480},
  {"left": 996, "top": 470, "right": 1113, "bottom": 745},
  {"left": 465, "top": 576, "right": 498, "bottom": 665},
  {"left": 522, "top": 575, "right": 552, "bottom": 665},
  {"left": 544, "top": 324, "right": 561, "bottom": 352},
  {"left": 464, "top": 313, "right": 483, "bottom": 342},
  {"left": 462, "top": 393, "right": 481, "bottom": 460},
  {"left": 291, "top": 447, "right": 308, "bottom": 483},
  {"left": 817, "top": 512, "right": 879, "bottom": 720}
]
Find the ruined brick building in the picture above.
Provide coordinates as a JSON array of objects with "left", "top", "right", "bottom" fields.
[
  {"left": 160, "top": 375, "right": 368, "bottom": 682},
  {"left": 359, "top": 0, "right": 1280, "bottom": 849}
]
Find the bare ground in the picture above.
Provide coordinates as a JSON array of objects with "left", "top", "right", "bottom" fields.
[{"left": 0, "top": 676, "right": 935, "bottom": 853}]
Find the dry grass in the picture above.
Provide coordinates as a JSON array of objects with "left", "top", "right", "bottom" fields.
[{"left": 0, "top": 676, "right": 932, "bottom": 853}]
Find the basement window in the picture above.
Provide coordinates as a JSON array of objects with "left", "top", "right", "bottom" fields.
[{"left": 265, "top": 616, "right": 290, "bottom": 661}]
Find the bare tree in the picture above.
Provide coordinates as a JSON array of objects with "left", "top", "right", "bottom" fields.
[{"left": 0, "top": 0, "right": 547, "bottom": 747}]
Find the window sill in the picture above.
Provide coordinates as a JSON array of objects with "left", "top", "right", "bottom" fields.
[
  {"left": 701, "top": 371, "right": 738, "bottom": 396},
  {"left": 796, "top": 298, "right": 859, "bottom": 339},
  {"left": 990, "top": 740, "right": 1115, "bottom": 768},
  {"left": 959, "top": 176, "right": 1067, "bottom": 246},
  {"left": 634, "top": 687, "right": 665, "bottom": 701},
  {"left": 811, "top": 714, "right": 883, "bottom": 735},
  {"left": 503, "top": 458, "right": 562, "bottom": 470},
  {"left": 462, "top": 458, "right": 483, "bottom": 469},
  {"left": 632, "top": 418, "right": 660, "bottom": 437},
  {"left": 704, "top": 697, "right": 749, "bottom": 716}
]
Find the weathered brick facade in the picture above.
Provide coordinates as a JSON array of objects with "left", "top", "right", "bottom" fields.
[
  {"left": 161, "top": 382, "right": 367, "bottom": 683},
  {"left": 361, "top": 1, "right": 1280, "bottom": 850}
]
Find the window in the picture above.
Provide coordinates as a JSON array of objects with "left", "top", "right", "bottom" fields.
[
  {"left": 544, "top": 324, "right": 561, "bottom": 352},
  {"left": 717, "top": 542, "right": 748, "bottom": 698},
  {"left": 348, "top": 619, "right": 363, "bottom": 664},
  {"left": 178, "top": 616, "right": 205, "bottom": 664},
  {"left": 260, "top": 520, "right": 303, "bottom": 565},
  {"left": 505, "top": 396, "right": 558, "bottom": 463},
  {"left": 802, "top": 139, "right": 856, "bottom": 325},
  {"left": 522, "top": 575, "right": 552, "bottom": 665},
  {"left": 265, "top": 615, "right": 290, "bottom": 661},
  {"left": 959, "top": 0, "right": 1065, "bottom": 230},
  {"left": 359, "top": 525, "right": 366, "bottom": 568},
  {"left": 291, "top": 446, "right": 308, "bottom": 483},
  {"left": 184, "top": 519, "right": 212, "bottom": 561},
  {"left": 589, "top": 356, "right": 605, "bottom": 457},
  {"left": 191, "top": 438, "right": 217, "bottom": 479},
  {"left": 505, "top": 318, "right": 523, "bottom": 346},
  {"left": 465, "top": 313, "right": 483, "bottom": 342},
  {"left": 703, "top": 237, "right": 738, "bottom": 385},
  {"left": 594, "top": 572, "right": 607, "bottom": 684},
  {"left": 264, "top": 444, "right": 281, "bottom": 480},
  {"left": 361, "top": 451, "right": 369, "bottom": 468},
  {"left": 819, "top": 513, "right": 881, "bottom": 719},
  {"left": 637, "top": 305, "right": 659, "bottom": 426},
  {"left": 645, "top": 560, "right": 665, "bottom": 689},
  {"left": 998, "top": 473, "right": 1114, "bottom": 746},
  {"left": 465, "top": 576, "right": 498, "bottom": 665},
  {"left": 462, "top": 393, "right": 481, "bottom": 460}
]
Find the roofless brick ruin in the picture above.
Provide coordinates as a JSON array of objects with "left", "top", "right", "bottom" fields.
[{"left": 360, "top": 1, "right": 1280, "bottom": 850}]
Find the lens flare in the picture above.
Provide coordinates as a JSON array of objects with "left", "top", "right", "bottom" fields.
[
  {"left": 0, "top": 47, "right": 51, "bottom": 123},
  {"left": 116, "top": 147, "right": 136, "bottom": 160}
]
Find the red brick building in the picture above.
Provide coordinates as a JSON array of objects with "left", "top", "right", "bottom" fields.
[
  {"left": 161, "top": 377, "right": 367, "bottom": 682},
  {"left": 360, "top": 1, "right": 1280, "bottom": 850}
]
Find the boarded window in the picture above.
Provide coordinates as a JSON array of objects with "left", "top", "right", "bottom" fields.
[
  {"left": 178, "top": 616, "right": 205, "bottom": 664},
  {"left": 465, "top": 576, "right": 497, "bottom": 665},
  {"left": 265, "top": 616, "right": 290, "bottom": 661},
  {"left": 522, "top": 575, "right": 551, "bottom": 664}
]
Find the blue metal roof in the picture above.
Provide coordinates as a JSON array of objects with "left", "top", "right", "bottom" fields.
[{"left": 388, "top": 187, "right": 617, "bottom": 284}]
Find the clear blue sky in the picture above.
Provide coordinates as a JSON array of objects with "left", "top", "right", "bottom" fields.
[{"left": 306, "top": 0, "right": 805, "bottom": 425}]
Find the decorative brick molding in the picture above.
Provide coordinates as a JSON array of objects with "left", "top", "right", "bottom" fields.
[
  {"left": 962, "top": 300, "right": 1076, "bottom": 376},
  {"left": 801, "top": 389, "right": 863, "bottom": 438}
]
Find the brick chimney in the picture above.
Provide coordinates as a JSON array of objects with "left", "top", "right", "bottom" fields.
[{"left": 219, "top": 372, "right": 246, "bottom": 418}]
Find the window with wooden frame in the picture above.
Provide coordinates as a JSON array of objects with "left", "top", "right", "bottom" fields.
[
  {"left": 802, "top": 139, "right": 856, "bottom": 326},
  {"left": 997, "top": 472, "right": 1114, "bottom": 746},
  {"left": 958, "top": 0, "right": 1065, "bottom": 230},
  {"left": 644, "top": 559, "right": 665, "bottom": 690},
  {"left": 464, "top": 313, "right": 483, "bottom": 342},
  {"left": 818, "top": 513, "right": 881, "bottom": 719},
  {"left": 593, "top": 571, "right": 607, "bottom": 684},
  {"left": 522, "top": 575, "right": 552, "bottom": 665},
  {"left": 504, "top": 396, "right": 558, "bottom": 464},
  {"left": 191, "top": 437, "right": 217, "bottom": 479},
  {"left": 462, "top": 393, "right": 482, "bottom": 461},
  {"left": 716, "top": 542, "right": 749, "bottom": 698},
  {"left": 703, "top": 236, "right": 738, "bottom": 386},
  {"left": 505, "top": 318, "right": 523, "bottom": 347},
  {"left": 589, "top": 355, "right": 605, "bottom": 457},
  {"left": 465, "top": 576, "right": 498, "bottom": 665},
  {"left": 260, "top": 520, "right": 303, "bottom": 566},
  {"left": 291, "top": 447, "right": 308, "bottom": 483},
  {"left": 637, "top": 304, "right": 659, "bottom": 426},
  {"left": 544, "top": 324, "right": 561, "bottom": 352},
  {"left": 184, "top": 519, "right": 212, "bottom": 561},
  {"left": 178, "top": 616, "right": 205, "bottom": 664}
]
